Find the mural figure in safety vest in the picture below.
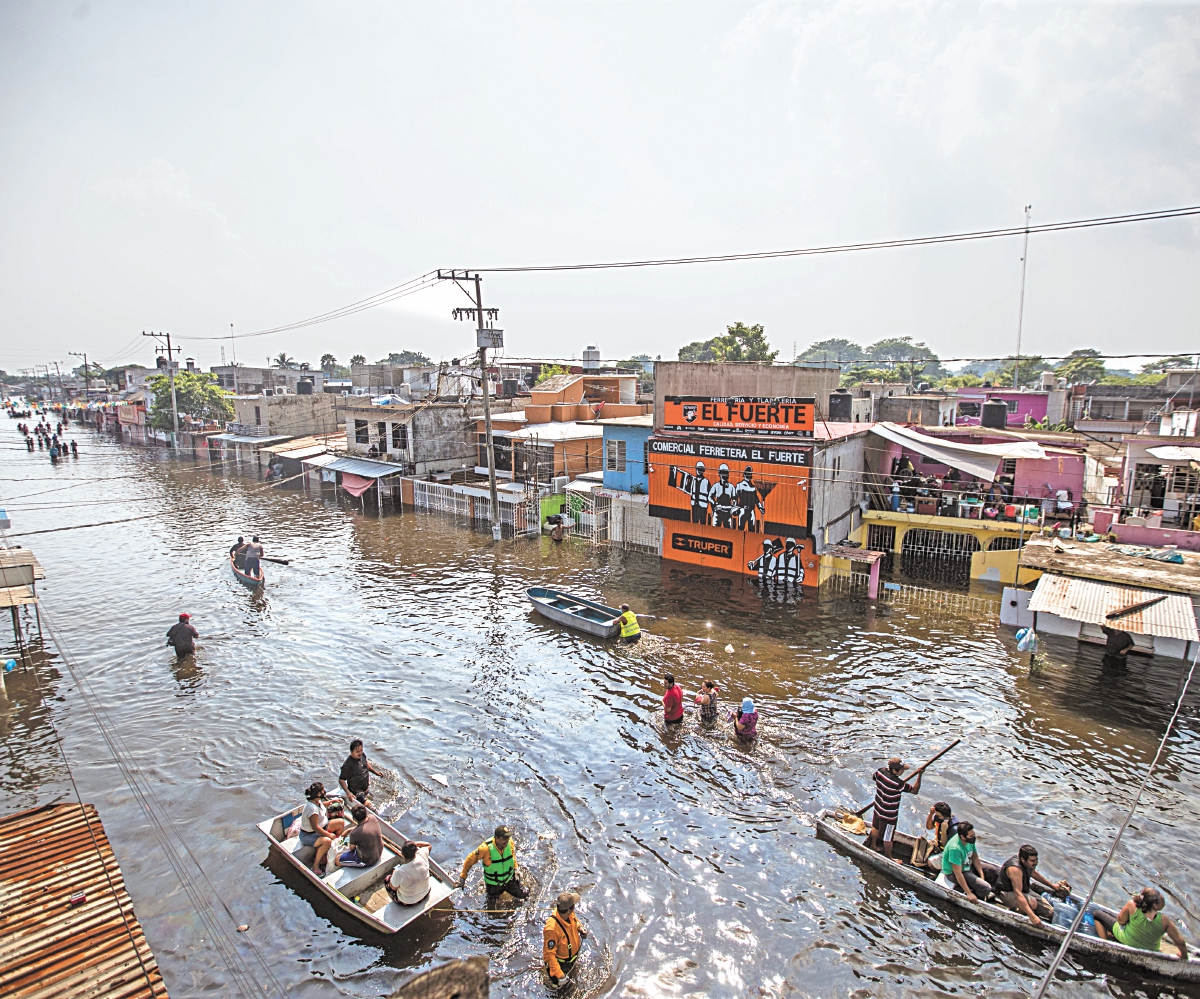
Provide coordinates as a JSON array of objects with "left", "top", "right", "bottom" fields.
[
  {"left": 734, "top": 466, "right": 768, "bottom": 532},
  {"left": 667, "top": 461, "right": 712, "bottom": 524},
  {"left": 749, "top": 537, "right": 805, "bottom": 587},
  {"left": 709, "top": 463, "right": 738, "bottom": 528}
]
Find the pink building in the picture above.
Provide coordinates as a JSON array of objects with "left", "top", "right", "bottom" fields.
[{"left": 955, "top": 387, "right": 1068, "bottom": 428}]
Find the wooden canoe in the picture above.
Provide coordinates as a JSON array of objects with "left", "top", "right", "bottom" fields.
[
  {"left": 257, "top": 804, "right": 457, "bottom": 935},
  {"left": 230, "top": 554, "right": 264, "bottom": 587},
  {"left": 814, "top": 810, "right": 1200, "bottom": 982},
  {"left": 527, "top": 587, "right": 622, "bottom": 639}
]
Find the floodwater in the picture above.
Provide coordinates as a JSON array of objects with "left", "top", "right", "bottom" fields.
[{"left": 1, "top": 418, "right": 1198, "bottom": 999}]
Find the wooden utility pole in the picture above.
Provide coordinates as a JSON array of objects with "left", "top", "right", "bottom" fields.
[{"left": 69, "top": 352, "right": 90, "bottom": 402}]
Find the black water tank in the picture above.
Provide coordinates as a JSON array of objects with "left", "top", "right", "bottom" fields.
[
  {"left": 297, "top": 379, "right": 313, "bottom": 395},
  {"left": 828, "top": 388, "right": 852, "bottom": 422},
  {"left": 981, "top": 399, "right": 1008, "bottom": 428}
]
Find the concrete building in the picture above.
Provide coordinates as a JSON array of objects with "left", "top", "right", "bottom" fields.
[
  {"left": 955, "top": 384, "right": 1069, "bottom": 428},
  {"left": 875, "top": 393, "right": 957, "bottom": 427},
  {"left": 343, "top": 400, "right": 496, "bottom": 478},
  {"left": 211, "top": 365, "right": 324, "bottom": 395},
  {"left": 232, "top": 392, "right": 338, "bottom": 437},
  {"left": 350, "top": 363, "right": 446, "bottom": 399},
  {"left": 653, "top": 362, "right": 840, "bottom": 425}
]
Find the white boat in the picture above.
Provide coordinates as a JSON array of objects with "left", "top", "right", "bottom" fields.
[
  {"left": 814, "top": 810, "right": 1200, "bottom": 982},
  {"left": 527, "top": 587, "right": 622, "bottom": 638},
  {"left": 257, "top": 804, "right": 458, "bottom": 934}
]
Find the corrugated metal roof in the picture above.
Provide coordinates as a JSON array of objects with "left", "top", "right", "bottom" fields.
[
  {"left": 1028, "top": 573, "right": 1199, "bottom": 641},
  {"left": 323, "top": 456, "right": 406, "bottom": 478},
  {"left": 267, "top": 444, "right": 328, "bottom": 460},
  {"left": 300, "top": 453, "right": 339, "bottom": 469},
  {"left": 0, "top": 802, "right": 169, "bottom": 998},
  {"left": 1147, "top": 445, "right": 1200, "bottom": 462}
]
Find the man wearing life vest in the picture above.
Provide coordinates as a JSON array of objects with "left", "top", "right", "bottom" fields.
[
  {"left": 544, "top": 891, "right": 587, "bottom": 988},
  {"left": 617, "top": 603, "right": 641, "bottom": 644},
  {"left": 460, "top": 824, "right": 529, "bottom": 900}
]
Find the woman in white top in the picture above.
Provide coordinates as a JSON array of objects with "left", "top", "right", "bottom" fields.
[
  {"left": 388, "top": 840, "right": 432, "bottom": 905},
  {"left": 297, "top": 782, "right": 348, "bottom": 875}
]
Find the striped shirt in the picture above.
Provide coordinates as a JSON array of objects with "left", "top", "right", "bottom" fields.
[{"left": 873, "top": 768, "right": 915, "bottom": 824}]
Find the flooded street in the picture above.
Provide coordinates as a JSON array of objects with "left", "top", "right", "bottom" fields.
[{"left": 2, "top": 421, "right": 1198, "bottom": 999}]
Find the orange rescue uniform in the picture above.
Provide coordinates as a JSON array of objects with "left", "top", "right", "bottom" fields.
[{"left": 543, "top": 909, "right": 582, "bottom": 979}]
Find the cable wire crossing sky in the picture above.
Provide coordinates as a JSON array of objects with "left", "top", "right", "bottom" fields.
[{"left": 1, "top": 2, "right": 1198, "bottom": 371}]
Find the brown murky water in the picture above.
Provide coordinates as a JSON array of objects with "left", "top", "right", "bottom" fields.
[{"left": 1, "top": 419, "right": 1197, "bottom": 998}]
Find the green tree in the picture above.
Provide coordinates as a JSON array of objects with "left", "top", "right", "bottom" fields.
[
  {"left": 938, "top": 373, "right": 984, "bottom": 388},
  {"left": 349, "top": 354, "right": 367, "bottom": 366},
  {"left": 1142, "top": 355, "right": 1196, "bottom": 373},
  {"left": 678, "top": 322, "right": 778, "bottom": 363},
  {"left": 379, "top": 350, "right": 433, "bottom": 366},
  {"left": 1055, "top": 348, "right": 1105, "bottom": 384},
  {"left": 535, "top": 364, "right": 571, "bottom": 384},
  {"left": 273, "top": 352, "right": 297, "bottom": 369},
  {"left": 799, "top": 338, "right": 868, "bottom": 364},
  {"left": 991, "top": 355, "right": 1054, "bottom": 388},
  {"left": 320, "top": 353, "right": 338, "bottom": 372},
  {"left": 147, "top": 371, "right": 233, "bottom": 430}
]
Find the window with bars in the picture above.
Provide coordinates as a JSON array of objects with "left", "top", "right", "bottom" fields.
[
  {"left": 1002, "top": 458, "right": 1017, "bottom": 475},
  {"left": 392, "top": 423, "right": 408, "bottom": 451},
  {"left": 606, "top": 438, "right": 626, "bottom": 472},
  {"left": 354, "top": 420, "right": 368, "bottom": 444}
]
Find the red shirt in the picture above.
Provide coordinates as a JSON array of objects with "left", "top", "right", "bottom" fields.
[{"left": 663, "top": 684, "right": 684, "bottom": 722}]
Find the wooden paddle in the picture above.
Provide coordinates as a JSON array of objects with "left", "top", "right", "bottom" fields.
[
  {"left": 854, "top": 738, "right": 962, "bottom": 818},
  {"left": 1106, "top": 594, "right": 1167, "bottom": 621},
  {"left": 260, "top": 556, "right": 290, "bottom": 565}
]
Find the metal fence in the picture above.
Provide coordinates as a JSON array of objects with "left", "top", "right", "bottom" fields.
[
  {"left": 821, "top": 565, "right": 1001, "bottom": 618},
  {"left": 412, "top": 480, "right": 539, "bottom": 535}
]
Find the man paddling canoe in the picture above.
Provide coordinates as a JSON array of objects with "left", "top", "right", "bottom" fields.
[{"left": 866, "top": 756, "right": 922, "bottom": 863}]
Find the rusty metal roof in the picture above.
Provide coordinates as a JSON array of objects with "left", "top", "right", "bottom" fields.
[
  {"left": 0, "top": 803, "right": 169, "bottom": 999},
  {"left": 1028, "top": 573, "right": 1200, "bottom": 642}
]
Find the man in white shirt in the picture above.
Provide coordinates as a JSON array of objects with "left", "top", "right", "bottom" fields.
[{"left": 388, "top": 839, "right": 432, "bottom": 905}]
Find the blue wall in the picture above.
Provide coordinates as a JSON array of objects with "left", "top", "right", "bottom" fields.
[{"left": 601, "top": 425, "right": 651, "bottom": 493}]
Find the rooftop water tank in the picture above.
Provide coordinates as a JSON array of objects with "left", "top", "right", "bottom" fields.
[{"left": 981, "top": 399, "right": 1008, "bottom": 429}]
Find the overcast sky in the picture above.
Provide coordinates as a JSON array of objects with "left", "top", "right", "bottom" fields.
[{"left": 1, "top": 1, "right": 1197, "bottom": 375}]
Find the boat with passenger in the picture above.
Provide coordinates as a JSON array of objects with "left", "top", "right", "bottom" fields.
[
  {"left": 230, "top": 554, "right": 263, "bottom": 587},
  {"left": 815, "top": 809, "right": 1200, "bottom": 982},
  {"left": 257, "top": 802, "right": 457, "bottom": 934},
  {"left": 527, "top": 587, "right": 622, "bottom": 638}
]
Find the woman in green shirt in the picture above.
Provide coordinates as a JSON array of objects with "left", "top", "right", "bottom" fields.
[{"left": 1094, "top": 888, "right": 1189, "bottom": 959}]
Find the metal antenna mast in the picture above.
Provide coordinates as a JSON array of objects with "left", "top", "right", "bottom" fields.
[{"left": 1014, "top": 204, "right": 1032, "bottom": 389}]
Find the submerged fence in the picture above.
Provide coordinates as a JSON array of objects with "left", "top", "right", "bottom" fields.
[
  {"left": 821, "top": 565, "right": 1001, "bottom": 617},
  {"left": 411, "top": 480, "right": 539, "bottom": 535}
]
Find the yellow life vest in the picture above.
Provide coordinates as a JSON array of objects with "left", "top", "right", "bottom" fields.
[{"left": 618, "top": 610, "right": 640, "bottom": 638}]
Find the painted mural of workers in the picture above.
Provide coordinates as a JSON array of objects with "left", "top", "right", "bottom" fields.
[
  {"left": 734, "top": 466, "right": 766, "bottom": 532},
  {"left": 710, "top": 463, "right": 738, "bottom": 528},
  {"left": 748, "top": 538, "right": 782, "bottom": 583},
  {"left": 667, "top": 462, "right": 712, "bottom": 524},
  {"left": 775, "top": 537, "right": 804, "bottom": 585}
]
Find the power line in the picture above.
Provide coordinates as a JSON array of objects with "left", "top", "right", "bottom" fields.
[{"left": 476, "top": 204, "right": 1200, "bottom": 273}]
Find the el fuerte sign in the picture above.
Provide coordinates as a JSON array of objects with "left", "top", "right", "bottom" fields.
[{"left": 662, "top": 396, "right": 815, "bottom": 437}]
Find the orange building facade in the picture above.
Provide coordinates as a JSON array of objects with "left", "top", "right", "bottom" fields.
[{"left": 649, "top": 397, "right": 821, "bottom": 585}]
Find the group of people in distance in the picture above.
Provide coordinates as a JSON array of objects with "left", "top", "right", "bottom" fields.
[
  {"left": 293, "top": 742, "right": 588, "bottom": 988},
  {"left": 662, "top": 674, "right": 758, "bottom": 741},
  {"left": 867, "top": 756, "right": 1189, "bottom": 958}
]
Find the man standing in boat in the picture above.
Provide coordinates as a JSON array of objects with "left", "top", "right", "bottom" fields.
[
  {"left": 243, "top": 535, "right": 264, "bottom": 578},
  {"left": 338, "top": 739, "right": 385, "bottom": 807},
  {"left": 866, "top": 756, "right": 922, "bottom": 863},
  {"left": 461, "top": 824, "right": 530, "bottom": 901}
]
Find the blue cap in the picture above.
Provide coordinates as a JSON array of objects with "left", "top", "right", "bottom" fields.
[{"left": 741, "top": 697, "right": 754, "bottom": 713}]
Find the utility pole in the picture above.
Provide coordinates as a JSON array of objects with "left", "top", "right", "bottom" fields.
[
  {"left": 1014, "top": 204, "right": 1032, "bottom": 389},
  {"left": 230, "top": 323, "right": 239, "bottom": 396},
  {"left": 69, "top": 352, "right": 90, "bottom": 402},
  {"left": 52, "top": 361, "right": 63, "bottom": 403},
  {"left": 143, "top": 331, "right": 181, "bottom": 448},
  {"left": 441, "top": 269, "right": 502, "bottom": 539}
]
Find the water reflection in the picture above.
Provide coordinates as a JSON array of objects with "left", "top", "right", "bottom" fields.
[{"left": 2, "top": 421, "right": 1199, "bottom": 999}]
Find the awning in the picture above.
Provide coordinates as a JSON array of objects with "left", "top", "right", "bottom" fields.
[
  {"left": 268, "top": 444, "right": 329, "bottom": 460},
  {"left": 323, "top": 456, "right": 405, "bottom": 478},
  {"left": 1028, "top": 573, "right": 1199, "bottom": 642},
  {"left": 869, "top": 423, "right": 1047, "bottom": 482},
  {"left": 340, "top": 473, "right": 376, "bottom": 497},
  {"left": 301, "top": 453, "right": 339, "bottom": 469},
  {"left": 1147, "top": 445, "right": 1200, "bottom": 463}
]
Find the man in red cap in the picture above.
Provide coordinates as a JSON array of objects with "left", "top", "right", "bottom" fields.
[{"left": 166, "top": 613, "right": 198, "bottom": 657}]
